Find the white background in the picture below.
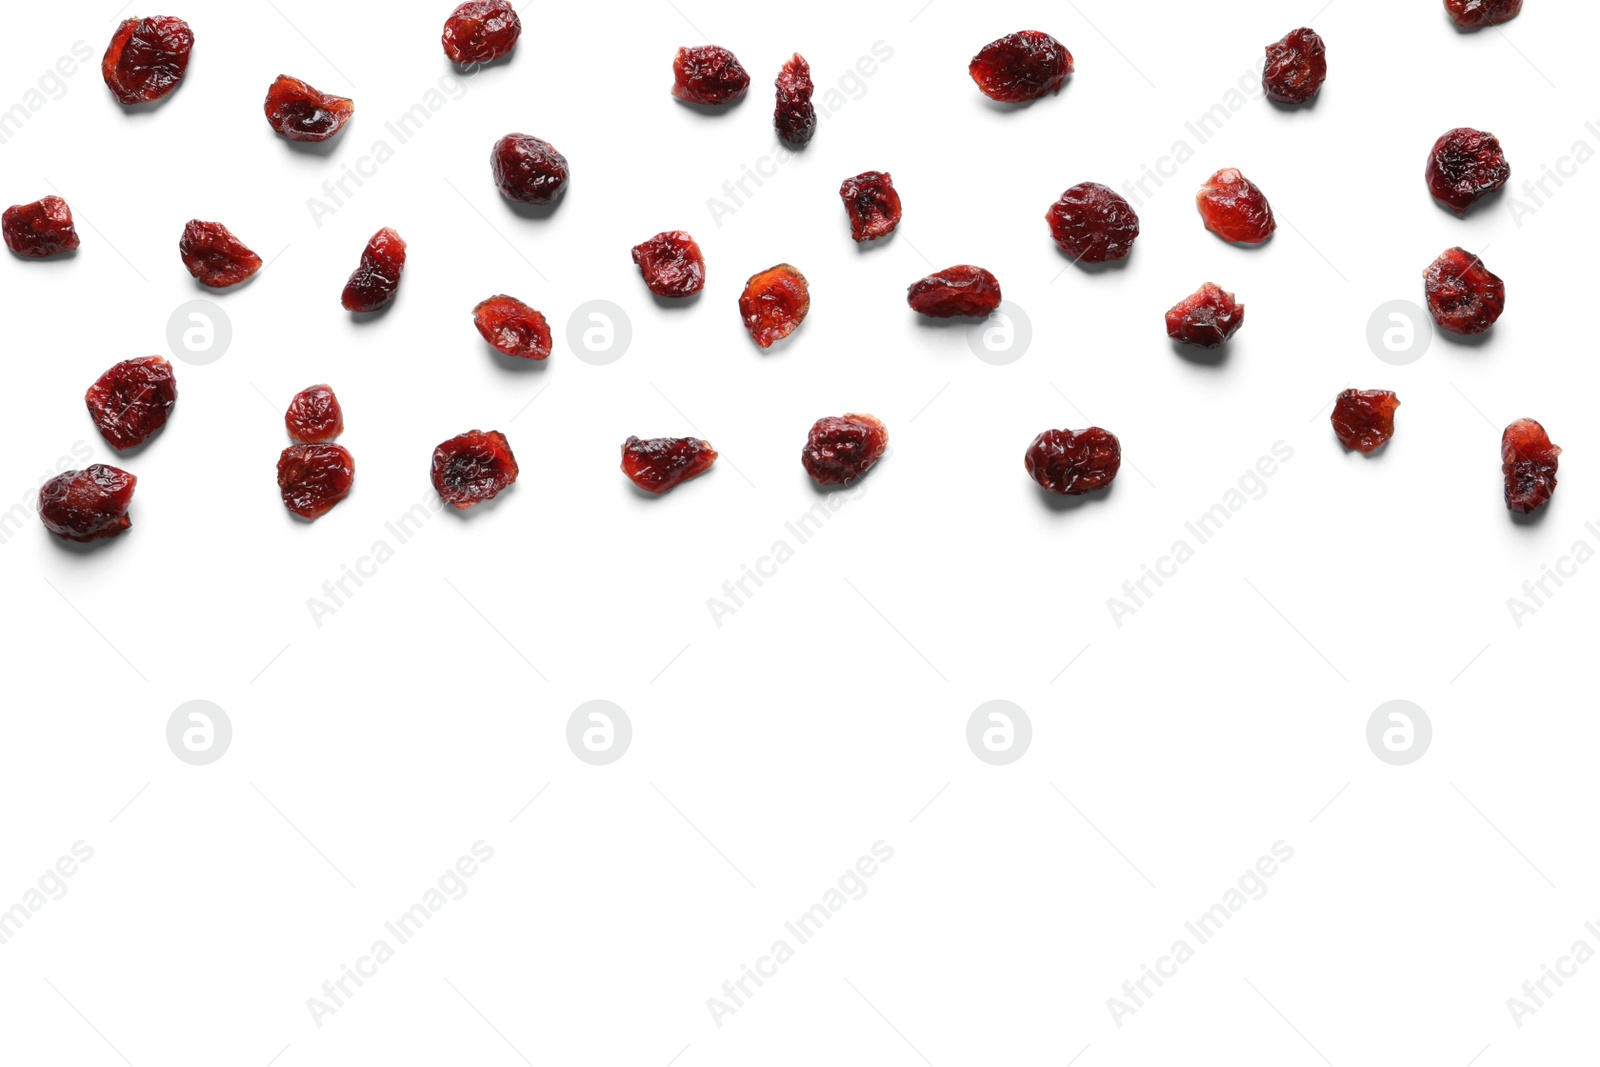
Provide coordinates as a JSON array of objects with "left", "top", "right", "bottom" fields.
[{"left": 2, "top": 0, "right": 1596, "bottom": 1063}]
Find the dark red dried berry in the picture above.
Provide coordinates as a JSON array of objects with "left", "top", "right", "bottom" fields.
[
  {"left": 621, "top": 436, "right": 718, "bottom": 494},
  {"left": 263, "top": 75, "right": 353, "bottom": 143},
  {"left": 1197, "top": 169, "right": 1276, "bottom": 244},
  {"left": 432, "top": 430, "right": 518, "bottom": 509},
  {"left": 342, "top": 228, "right": 406, "bottom": 312},
  {"left": 740, "top": 264, "right": 810, "bottom": 348},
  {"left": 802, "top": 414, "right": 888, "bottom": 486},
  {"left": 1446, "top": 0, "right": 1522, "bottom": 29},
  {"left": 472, "top": 294, "right": 551, "bottom": 358},
  {"left": 839, "top": 171, "right": 903, "bottom": 242},
  {"left": 442, "top": 0, "right": 522, "bottom": 65},
  {"left": 490, "top": 133, "right": 569, "bottom": 205},
  {"left": 631, "top": 231, "right": 706, "bottom": 297},
  {"left": 1166, "top": 283, "right": 1244, "bottom": 348},
  {"left": 86, "top": 356, "right": 178, "bottom": 451},
  {"left": 3, "top": 197, "right": 79, "bottom": 258},
  {"left": 1503, "top": 418, "right": 1559, "bottom": 514},
  {"left": 1263, "top": 27, "right": 1327, "bottom": 104},
  {"left": 285, "top": 384, "right": 344, "bottom": 443},
  {"left": 102, "top": 16, "right": 193, "bottom": 104},
  {"left": 1424, "top": 247, "right": 1504, "bottom": 335},
  {"left": 907, "top": 266, "right": 1002, "bottom": 319},
  {"left": 179, "top": 220, "right": 263, "bottom": 288},
  {"left": 775, "top": 53, "right": 816, "bottom": 147},
  {"left": 672, "top": 45, "right": 751, "bottom": 105},
  {"left": 969, "top": 30, "right": 1072, "bottom": 102},
  {"left": 1331, "top": 390, "right": 1400, "bottom": 453},
  {"left": 39, "top": 465, "right": 136, "bottom": 543},
  {"left": 1426, "top": 128, "right": 1510, "bottom": 215},
  {"left": 278, "top": 444, "right": 355, "bottom": 520},
  {"left": 1046, "top": 182, "right": 1139, "bottom": 263},
  {"left": 1025, "top": 427, "right": 1120, "bottom": 496}
]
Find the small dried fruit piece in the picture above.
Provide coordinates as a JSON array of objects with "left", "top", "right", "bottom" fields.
[
  {"left": 802, "top": 414, "right": 888, "bottom": 486},
  {"left": 285, "top": 384, "right": 344, "bottom": 443},
  {"left": 263, "top": 75, "right": 353, "bottom": 142},
  {"left": 621, "top": 436, "right": 718, "bottom": 494},
  {"left": 1262, "top": 28, "right": 1327, "bottom": 104},
  {"left": 1026, "top": 427, "right": 1121, "bottom": 495},
  {"left": 839, "top": 171, "right": 902, "bottom": 242},
  {"left": 1445, "top": 0, "right": 1522, "bottom": 29},
  {"left": 1426, "top": 127, "right": 1510, "bottom": 215},
  {"left": 180, "top": 220, "right": 263, "bottom": 288},
  {"left": 969, "top": 30, "right": 1073, "bottom": 102},
  {"left": 342, "top": 227, "right": 406, "bottom": 312},
  {"left": 1166, "top": 283, "right": 1245, "bottom": 348},
  {"left": 432, "top": 430, "right": 518, "bottom": 509},
  {"left": 491, "top": 133, "right": 569, "bottom": 205},
  {"left": 472, "top": 294, "right": 551, "bottom": 358},
  {"left": 102, "top": 16, "right": 193, "bottom": 104},
  {"left": 631, "top": 231, "right": 706, "bottom": 297},
  {"left": 775, "top": 53, "right": 816, "bottom": 147},
  {"left": 3, "top": 196, "right": 80, "bottom": 258},
  {"left": 740, "top": 264, "right": 810, "bottom": 348},
  {"left": 86, "top": 356, "right": 178, "bottom": 451},
  {"left": 1503, "top": 418, "right": 1559, "bottom": 515},
  {"left": 441, "top": 0, "right": 522, "bottom": 65},
  {"left": 1331, "top": 390, "right": 1400, "bottom": 453},
  {"left": 907, "top": 265, "right": 1002, "bottom": 318},
  {"left": 38, "top": 465, "right": 136, "bottom": 542},
  {"left": 1197, "top": 169, "right": 1276, "bottom": 244},
  {"left": 278, "top": 444, "right": 355, "bottom": 520},
  {"left": 1046, "top": 182, "right": 1139, "bottom": 263},
  {"left": 672, "top": 45, "right": 751, "bottom": 105},
  {"left": 1424, "top": 247, "right": 1504, "bottom": 335}
]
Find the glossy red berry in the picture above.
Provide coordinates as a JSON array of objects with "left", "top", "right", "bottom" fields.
[
  {"left": 179, "top": 220, "right": 263, "bottom": 288},
  {"left": 1046, "top": 182, "right": 1139, "bottom": 263},
  {"left": 1426, "top": 128, "right": 1510, "bottom": 215},
  {"left": 1502, "top": 419, "right": 1559, "bottom": 514},
  {"left": 802, "top": 415, "right": 888, "bottom": 485},
  {"left": 432, "top": 430, "right": 518, "bottom": 509},
  {"left": 672, "top": 46, "right": 751, "bottom": 105},
  {"left": 1445, "top": 0, "right": 1521, "bottom": 29},
  {"left": 472, "top": 295, "right": 551, "bottom": 358},
  {"left": 3, "top": 197, "right": 79, "bottom": 258},
  {"left": 39, "top": 465, "right": 136, "bottom": 542},
  {"left": 102, "top": 16, "right": 193, "bottom": 104},
  {"left": 1197, "top": 169, "right": 1276, "bottom": 244},
  {"left": 490, "top": 133, "right": 569, "bottom": 205},
  {"left": 1165, "top": 283, "right": 1244, "bottom": 348},
  {"left": 621, "top": 436, "right": 718, "bottom": 494},
  {"left": 740, "top": 264, "right": 810, "bottom": 348},
  {"left": 906, "top": 266, "right": 1002, "bottom": 318},
  {"left": 278, "top": 444, "right": 355, "bottom": 520},
  {"left": 775, "top": 53, "right": 816, "bottom": 147},
  {"left": 1424, "top": 247, "right": 1504, "bottom": 335},
  {"left": 442, "top": 0, "right": 522, "bottom": 65},
  {"left": 969, "top": 31, "right": 1072, "bottom": 102},
  {"left": 1025, "top": 427, "right": 1121, "bottom": 495},
  {"left": 839, "top": 172, "right": 903, "bottom": 242},
  {"left": 1331, "top": 390, "right": 1400, "bottom": 453},
  {"left": 631, "top": 231, "right": 706, "bottom": 297},
  {"left": 285, "top": 385, "right": 344, "bottom": 443},
  {"left": 263, "top": 75, "right": 353, "bottom": 142},
  {"left": 342, "top": 228, "right": 406, "bottom": 312},
  {"left": 86, "top": 356, "right": 177, "bottom": 451},
  {"left": 1262, "top": 28, "right": 1326, "bottom": 104}
]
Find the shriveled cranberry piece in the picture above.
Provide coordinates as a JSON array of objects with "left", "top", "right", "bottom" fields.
[
  {"left": 802, "top": 414, "right": 888, "bottom": 486},
  {"left": 278, "top": 444, "right": 355, "bottom": 520},
  {"left": 432, "top": 430, "right": 518, "bottom": 509},
  {"left": 490, "top": 133, "right": 569, "bottom": 205},
  {"left": 672, "top": 45, "right": 751, "bottom": 105},
  {"left": 1331, "top": 390, "right": 1400, "bottom": 454},
  {"left": 86, "top": 356, "right": 178, "bottom": 451},
  {"left": 621, "top": 436, "right": 718, "bottom": 494},
  {"left": 102, "top": 16, "right": 193, "bottom": 104},
  {"left": 775, "top": 53, "right": 816, "bottom": 147},
  {"left": 1446, "top": 0, "right": 1522, "bottom": 29},
  {"left": 472, "top": 294, "right": 551, "bottom": 359},
  {"left": 442, "top": 0, "right": 521, "bottom": 65},
  {"left": 907, "top": 266, "right": 1002, "bottom": 319},
  {"left": 839, "top": 172, "right": 903, "bottom": 242},
  {"left": 969, "top": 30, "right": 1072, "bottom": 102},
  {"left": 1026, "top": 427, "right": 1121, "bottom": 495},
  {"left": 342, "top": 227, "right": 406, "bottom": 312},
  {"left": 1426, "top": 128, "right": 1510, "bottom": 215},
  {"left": 285, "top": 384, "right": 344, "bottom": 443},
  {"left": 263, "top": 75, "right": 353, "bottom": 142},
  {"left": 1197, "top": 169, "right": 1276, "bottom": 244},
  {"left": 38, "top": 465, "right": 136, "bottom": 543},
  {"left": 1046, "top": 182, "right": 1139, "bottom": 263},
  {"left": 1503, "top": 418, "right": 1559, "bottom": 515},
  {"left": 1424, "top": 247, "right": 1504, "bottom": 335},
  {"left": 1166, "top": 283, "right": 1244, "bottom": 348},
  {"left": 3, "top": 197, "right": 79, "bottom": 258},
  {"left": 179, "top": 220, "right": 263, "bottom": 288},
  {"left": 1263, "top": 28, "right": 1326, "bottom": 104},
  {"left": 740, "top": 264, "right": 810, "bottom": 348},
  {"left": 631, "top": 231, "right": 706, "bottom": 297}
]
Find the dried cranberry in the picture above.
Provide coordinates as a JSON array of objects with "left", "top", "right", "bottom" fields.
[
  {"left": 472, "top": 294, "right": 551, "bottom": 359},
  {"left": 179, "top": 220, "right": 263, "bottom": 288},
  {"left": 278, "top": 444, "right": 355, "bottom": 520},
  {"left": 1046, "top": 183, "right": 1139, "bottom": 263},
  {"left": 432, "top": 430, "right": 518, "bottom": 509},
  {"left": 1446, "top": 0, "right": 1522, "bottom": 29},
  {"left": 285, "top": 384, "right": 344, "bottom": 443},
  {"left": 1503, "top": 418, "right": 1559, "bottom": 515},
  {"left": 86, "top": 356, "right": 177, "bottom": 451},
  {"left": 1426, "top": 128, "right": 1510, "bottom": 215},
  {"left": 802, "top": 415, "right": 888, "bottom": 486},
  {"left": 1263, "top": 28, "right": 1327, "bottom": 104},
  {"left": 1424, "top": 247, "right": 1504, "bottom": 335},
  {"left": 1166, "top": 283, "right": 1244, "bottom": 348},
  {"left": 775, "top": 53, "right": 816, "bottom": 147},
  {"left": 490, "top": 133, "right": 569, "bottom": 205},
  {"left": 441, "top": 0, "right": 521, "bottom": 65},
  {"left": 1331, "top": 390, "right": 1400, "bottom": 454},
  {"left": 907, "top": 266, "right": 1003, "bottom": 319},
  {"left": 38, "top": 465, "right": 136, "bottom": 543},
  {"left": 969, "top": 31, "right": 1072, "bottom": 102},
  {"left": 839, "top": 172, "right": 903, "bottom": 242},
  {"left": 621, "top": 436, "right": 718, "bottom": 494},
  {"left": 342, "top": 228, "right": 406, "bottom": 312},
  {"left": 672, "top": 45, "right": 751, "bottom": 105},
  {"left": 3, "top": 197, "right": 79, "bottom": 258},
  {"left": 263, "top": 75, "right": 353, "bottom": 143},
  {"left": 102, "top": 16, "right": 193, "bottom": 104},
  {"left": 1025, "top": 427, "right": 1120, "bottom": 495},
  {"left": 740, "top": 264, "right": 810, "bottom": 348},
  {"left": 1197, "top": 169, "right": 1276, "bottom": 244},
  {"left": 631, "top": 231, "right": 706, "bottom": 297}
]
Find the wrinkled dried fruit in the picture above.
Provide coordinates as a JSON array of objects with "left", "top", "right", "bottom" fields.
[
  {"left": 1197, "top": 169, "right": 1276, "bottom": 244},
  {"left": 38, "top": 465, "right": 136, "bottom": 543},
  {"left": 631, "top": 231, "right": 706, "bottom": 297},
  {"left": 342, "top": 227, "right": 406, "bottom": 312},
  {"left": 442, "top": 0, "right": 522, "bottom": 65},
  {"left": 432, "top": 430, "right": 518, "bottom": 509},
  {"left": 969, "top": 30, "right": 1072, "bottom": 102},
  {"left": 1262, "top": 27, "right": 1326, "bottom": 104},
  {"left": 621, "top": 436, "right": 718, "bottom": 494},
  {"left": 1426, "top": 127, "right": 1510, "bottom": 215},
  {"left": 740, "top": 264, "right": 810, "bottom": 348},
  {"left": 839, "top": 171, "right": 902, "bottom": 242},
  {"left": 2, "top": 197, "right": 79, "bottom": 258},
  {"left": 263, "top": 75, "right": 353, "bottom": 142},
  {"left": 1166, "top": 283, "right": 1244, "bottom": 348},
  {"left": 1503, "top": 418, "right": 1559, "bottom": 514},
  {"left": 1046, "top": 182, "right": 1139, "bottom": 263},
  {"left": 775, "top": 53, "right": 816, "bottom": 147},
  {"left": 1331, "top": 390, "right": 1400, "bottom": 453},
  {"left": 1424, "top": 247, "right": 1504, "bottom": 335},
  {"left": 1445, "top": 0, "right": 1522, "bottom": 29},
  {"left": 278, "top": 444, "right": 355, "bottom": 520},
  {"left": 179, "top": 220, "right": 263, "bottom": 288},
  {"left": 86, "top": 356, "right": 177, "bottom": 451},
  {"left": 907, "top": 265, "right": 1002, "bottom": 318},
  {"left": 285, "top": 384, "right": 344, "bottom": 443},
  {"left": 672, "top": 45, "right": 751, "bottom": 105},
  {"left": 802, "top": 414, "right": 888, "bottom": 486},
  {"left": 490, "top": 133, "right": 569, "bottom": 205},
  {"left": 472, "top": 294, "right": 551, "bottom": 358},
  {"left": 1026, "top": 427, "right": 1120, "bottom": 495},
  {"left": 102, "top": 16, "right": 193, "bottom": 104}
]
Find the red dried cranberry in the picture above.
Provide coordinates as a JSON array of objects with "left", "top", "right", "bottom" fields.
[
  {"left": 740, "top": 264, "right": 810, "bottom": 348},
  {"left": 907, "top": 266, "right": 1003, "bottom": 319},
  {"left": 102, "top": 16, "right": 193, "bottom": 104},
  {"left": 263, "top": 75, "right": 353, "bottom": 143},
  {"left": 1025, "top": 427, "right": 1121, "bottom": 495},
  {"left": 1263, "top": 28, "right": 1327, "bottom": 104},
  {"left": 342, "top": 228, "right": 406, "bottom": 312},
  {"left": 1426, "top": 128, "right": 1510, "bottom": 215},
  {"left": 1046, "top": 182, "right": 1139, "bottom": 263},
  {"left": 1424, "top": 247, "right": 1504, "bottom": 335},
  {"left": 969, "top": 31, "right": 1072, "bottom": 102},
  {"left": 278, "top": 444, "right": 355, "bottom": 520},
  {"left": 672, "top": 45, "right": 751, "bottom": 105},
  {"left": 490, "top": 133, "right": 569, "bottom": 205},
  {"left": 472, "top": 294, "right": 551, "bottom": 359},
  {"left": 839, "top": 172, "right": 902, "bottom": 242},
  {"left": 1446, "top": 0, "right": 1521, "bottom": 29},
  {"left": 432, "top": 430, "right": 518, "bottom": 509},
  {"left": 38, "top": 465, "right": 136, "bottom": 543},
  {"left": 1197, "top": 169, "right": 1276, "bottom": 244},
  {"left": 631, "top": 231, "right": 706, "bottom": 297},
  {"left": 86, "top": 356, "right": 178, "bottom": 451},
  {"left": 1166, "top": 283, "right": 1244, "bottom": 348},
  {"left": 621, "top": 436, "right": 718, "bottom": 494},
  {"left": 802, "top": 415, "right": 888, "bottom": 486},
  {"left": 1503, "top": 418, "right": 1559, "bottom": 515},
  {"left": 442, "top": 0, "right": 521, "bottom": 65},
  {"left": 1331, "top": 390, "right": 1400, "bottom": 454},
  {"left": 3, "top": 197, "right": 79, "bottom": 258},
  {"left": 285, "top": 384, "right": 344, "bottom": 443},
  {"left": 775, "top": 53, "right": 816, "bottom": 147},
  {"left": 179, "top": 220, "right": 263, "bottom": 288}
]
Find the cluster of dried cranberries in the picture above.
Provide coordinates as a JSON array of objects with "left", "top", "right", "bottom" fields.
[{"left": 280, "top": 385, "right": 353, "bottom": 520}]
